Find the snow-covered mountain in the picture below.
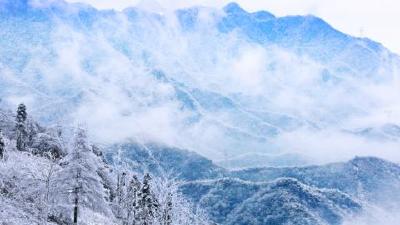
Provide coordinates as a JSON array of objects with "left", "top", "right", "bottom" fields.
[
  {"left": 106, "top": 142, "right": 227, "bottom": 181},
  {"left": 104, "top": 140, "right": 400, "bottom": 225},
  {"left": 181, "top": 178, "right": 362, "bottom": 225},
  {"left": 1, "top": 0, "right": 399, "bottom": 166},
  {"left": 2, "top": 1, "right": 400, "bottom": 224}
]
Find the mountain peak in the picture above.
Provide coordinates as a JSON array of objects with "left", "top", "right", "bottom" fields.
[
  {"left": 252, "top": 10, "right": 275, "bottom": 20},
  {"left": 223, "top": 2, "right": 246, "bottom": 14}
]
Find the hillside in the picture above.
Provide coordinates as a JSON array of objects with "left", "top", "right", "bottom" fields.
[
  {"left": 181, "top": 178, "right": 361, "bottom": 225},
  {"left": 106, "top": 138, "right": 400, "bottom": 225},
  {"left": 0, "top": 107, "right": 209, "bottom": 225}
]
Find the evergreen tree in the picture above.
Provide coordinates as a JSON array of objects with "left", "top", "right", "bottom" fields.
[
  {"left": 0, "top": 129, "right": 5, "bottom": 160},
  {"left": 15, "top": 103, "right": 27, "bottom": 151},
  {"left": 126, "top": 175, "right": 141, "bottom": 225},
  {"left": 139, "top": 173, "right": 159, "bottom": 225}
]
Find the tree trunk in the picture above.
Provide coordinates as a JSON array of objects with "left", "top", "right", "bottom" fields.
[{"left": 73, "top": 187, "right": 79, "bottom": 225}]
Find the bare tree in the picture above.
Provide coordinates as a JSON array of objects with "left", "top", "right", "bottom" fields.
[
  {"left": 41, "top": 152, "right": 59, "bottom": 224},
  {"left": 151, "top": 176, "right": 211, "bottom": 225},
  {"left": 16, "top": 151, "right": 61, "bottom": 224}
]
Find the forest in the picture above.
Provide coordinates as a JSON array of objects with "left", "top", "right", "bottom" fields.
[{"left": 0, "top": 104, "right": 210, "bottom": 225}]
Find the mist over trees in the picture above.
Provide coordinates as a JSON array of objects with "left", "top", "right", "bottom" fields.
[{"left": 0, "top": 104, "right": 210, "bottom": 225}]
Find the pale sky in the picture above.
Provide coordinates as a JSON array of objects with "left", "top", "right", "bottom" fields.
[{"left": 65, "top": 0, "right": 400, "bottom": 54}]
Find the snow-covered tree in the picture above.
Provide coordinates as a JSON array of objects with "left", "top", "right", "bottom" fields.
[
  {"left": 26, "top": 119, "right": 41, "bottom": 149},
  {"left": 116, "top": 171, "right": 128, "bottom": 219},
  {"left": 0, "top": 129, "right": 4, "bottom": 160},
  {"left": 163, "top": 192, "right": 173, "bottom": 225},
  {"left": 127, "top": 175, "right": 142, "bottom": 225},
  {"left": 112, "top": 169, "right": 212, "bottom": 225},
  {"left": 40, "top": 152, "right": 60, "bottom": 224},
  {"left": 150, "top": 176, "right": 211, "bottom": 225},
  {"left": 115, "top": 174, "right": 142, "bottom": 225},
  {"left": 31, "top": 132, "right": 64, "bottom": 159},
  {"left": 15, "top": 103, "right": 28, "bottom": 151},
  {"left": 138, "top": 173, "right": 159, "bottom": 225},
  {"left": 118, "top": 172, "right": 128, "bottom": 203},
  {"left": 23, "top": 151, "right": 61, "bottom": 224},
  {"left": 53, "top": 126, "right": 115, "bottom": 224}
]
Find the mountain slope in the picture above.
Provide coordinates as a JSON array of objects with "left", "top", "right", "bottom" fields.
[
  {"left": 0, "top": 0, "right": 399, "bottom": 164},
  {"left": 180, "top": 178, "right": 361, "bottom": 225},
  {"left": 106, "top": 142, "right": 226, "bottom": 181},
  {"left": 218, "top": 3, "right": 397, "bottom": 78},
  {"left": 231, "top": 156, "right": 400, "bottom": 204}
]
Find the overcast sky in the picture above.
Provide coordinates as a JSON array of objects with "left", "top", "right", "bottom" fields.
[{"left": 65, "top": 0, "right": 400, "bottom": 54}]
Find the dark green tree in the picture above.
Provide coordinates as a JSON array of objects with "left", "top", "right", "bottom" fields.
[
  {"left": 16, "top": 103, "right": 28, "bottom": 151},
  {"left": 0, "top": 129, "right": 5, "bottom": 159}
]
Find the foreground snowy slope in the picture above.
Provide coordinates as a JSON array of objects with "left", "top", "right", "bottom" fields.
[
  {"left": 0, "top": 108, "right": 210, "bottom": 225},
  {"left": 0, "top": 108, "right": 117, "bottom": 224}
]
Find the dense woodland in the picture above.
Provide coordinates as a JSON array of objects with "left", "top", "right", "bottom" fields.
[{"left": 0, "top": 104, "right": 210, "bottom": 225}]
